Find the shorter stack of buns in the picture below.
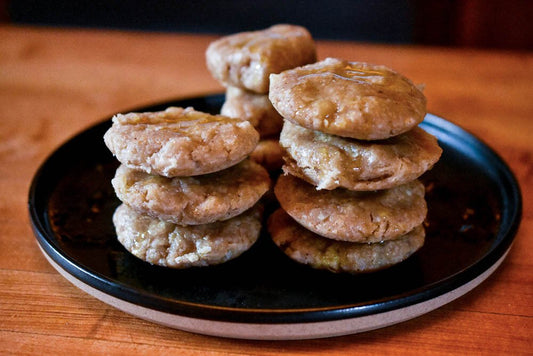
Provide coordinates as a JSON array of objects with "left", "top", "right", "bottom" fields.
[{"left": 103, "top": 107, "right": 270, "bottom": 268}]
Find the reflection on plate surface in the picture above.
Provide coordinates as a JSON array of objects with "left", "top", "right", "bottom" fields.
[{"left": 29, "top": 94, "right": 521, "bottom": 338}]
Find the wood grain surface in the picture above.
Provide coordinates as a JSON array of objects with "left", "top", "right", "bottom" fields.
[{"left": 0, "top": 25, "right": 531, "bottom": 355}]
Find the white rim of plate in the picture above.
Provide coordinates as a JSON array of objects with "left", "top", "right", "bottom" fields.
[{"left": 39, "top": 244, "right": 510, "bottom": 340}]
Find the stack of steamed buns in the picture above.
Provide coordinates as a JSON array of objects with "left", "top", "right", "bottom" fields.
[
  {"left": 268, "top": 58, "right": 442, "bottom": 273},
  {"left": 206, "top": 24, "right": 317, "bottom": 171},
  {"left": 103, "top": 25, "right": 442, "bottom": 274},
  {"left": 103, "top": 107, "right": 270, "bottom": 268}
]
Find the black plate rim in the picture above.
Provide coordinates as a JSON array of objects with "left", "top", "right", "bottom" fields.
[{"left": 28, "top": 94, "right": 522, "bottom": 325}]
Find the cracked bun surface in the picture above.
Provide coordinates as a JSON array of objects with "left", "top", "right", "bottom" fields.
[
  {"left": 268, "top": 208, "right": 425, "bottom": 274},
  {"left": 275, "top": 174, "right": 427, "bottom": 243},
  {"left": 279, "top": 120, "right": 442, "bottom": 191},
  {"left": 113, "top": 204, "right": 262, "bottom": 268},
  {"left": 206, "top": 24, "right": 317, "bottom": 94},
  {"left": 104, "top": 106, "right": 259, "bottom": 177},
  {"left": 269, "top": 58, "right": 427, "bottom": 140},
  {"left": 112, "top": 160, "right": 270, "bottom": 225}
]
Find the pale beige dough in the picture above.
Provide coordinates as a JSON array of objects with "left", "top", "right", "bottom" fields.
[
  {"left": 269, "top": 58, "right": 427, "bottom": 140},
  {"left": 221, "top": 86, "right": 283, "bottom": 137},
  {"left": 206, "top": 24, "right": 317, "bottom": 94},
  {"left": 113, "top": 204, "right": 262, "bottom": 268},
  {"left": 275, "top": 174, "right": 427, "bottom": 243},
  {"left": 112, "top": 160, "right": 270, "bottom": 225},
  {"left": 280, "top": 120, "right": 442, "bottom": 191},
  {"left": 268, "top": 209, "right": 425, "bottom": 274},
  {"left": 249, "top": 139, "right": 284, "bottom": 172},
  {"left": 104, "top": 106, "right": 259, "bottom": 177}
]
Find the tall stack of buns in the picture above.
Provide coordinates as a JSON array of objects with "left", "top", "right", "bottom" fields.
[{"left": 268, "top": 58, "right": 442, "bottom": 273}]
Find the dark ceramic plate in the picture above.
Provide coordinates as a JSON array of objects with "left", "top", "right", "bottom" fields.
[{"left": 29, "top": 94, "right": 521, "bottom": 340}]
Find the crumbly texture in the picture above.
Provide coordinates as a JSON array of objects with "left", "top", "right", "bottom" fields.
[
  {"left": 221, "top": 86, "right": 283, "bottom": 137},
  {"left": 249, "top": 139, "right": 284, "bottom": 172},
  {"left": 269, "top": 58, "right": 427, "bottom": 140},
  {"left": 280, "top": 120, "right": 442, "bottom": 191},
  {"left": 275, "top": 174, "right": 427, "bottom": 242},
  {"left": 103, "top": 107, "right": 259, "bottom": 177},
  {"left": 112, "top": 160, "right": 270, "bottom": 225},
  {"left": 113, "top": 204, "right": 262, "bottom": 268},
  {"left": 268, "top": 209, "right": 425, "bottom": 274},
  {"left": 206, "top": 24, "right": 317, "bottom": 94}
]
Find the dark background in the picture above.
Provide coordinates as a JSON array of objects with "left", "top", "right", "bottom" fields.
[{"left": 1, "top": 0, "right": 532, "bottom": 50}]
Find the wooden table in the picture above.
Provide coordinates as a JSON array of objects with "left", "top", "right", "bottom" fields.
[{"left": 1, "top": 25, "right": 531, "bottom": 354}]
